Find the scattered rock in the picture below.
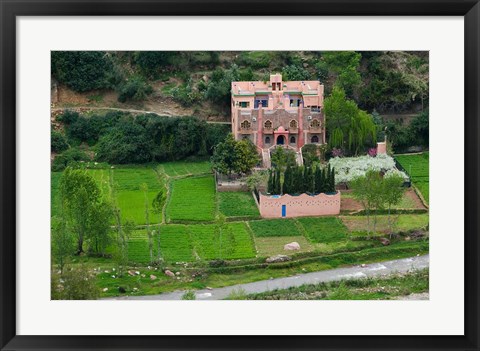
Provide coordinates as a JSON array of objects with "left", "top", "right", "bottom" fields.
[
  {"left": 165, "top": 270, "right": 175, "bottom": 277},
  {"left": 102, "top": 288, "right": 108, "bottom": 292},
  {"left": 150, "top": 275, "right": 157, "bottom": 280},
  {"left": 133, "top": 288, "right": 138, "bottom": 291},
  {"left": 361, "top": 264, "right": 367, "bottom": 268},
  {"left": 104, "top": 270, "right": 110, "bottom": 273},
  {"left": 206, "top": 286, "right": 213, "bottom": 290},
  {"left": 118, "top": 286, "right": 126, "bottom": 293},
  {"left": 266, "top": 255, "right": 291, "bottom": 263},
  {"left": 284, "top": 242, "right": 301, "bottom": 251},
  {"left": 135, "top": 271, "right": 140, "bottom": 275},
  {"left": 175, "top": 272, "right": 181, "bottom": 276},
  {"left": 141, "top": 274, "right": 146, "bottom": 278},
  {"left": 128, "top": 270, "right": 136, "bottom": 276},
  {"left": 379, "top": 238, "right": 390, "bottom": 246},
  {"left": 111, "top": 275, "right": 116, "bottom": 279},
  {"left": 405, "top": 236, "right": 411, "bottom": 241}
]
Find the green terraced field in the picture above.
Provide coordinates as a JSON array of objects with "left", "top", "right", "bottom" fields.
[
  {"left": 158, "top": 225, "right": 194, "bottom": 262},
  {"left": 166, "top": 176, "right": 216, "bottom": 222},
  {"left": 189, "top": 222, "right": 256, "bottom": 260},
  {"left": 158, "top": 161, "right": 211, "bottom": 177},
  {"left": 395, "top": 153, "right": 429, "bottom": 203},
  {"left": 248, "top": 218, "right": 301, "bottom": 237},
  {"left": 297, "top": 217, "right": 348, "bottom": 243},
  {"left": 218, "top": 192, "right": 260, "bottom": 218}
]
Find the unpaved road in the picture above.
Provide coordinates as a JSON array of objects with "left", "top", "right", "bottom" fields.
[{"left": 106, "top": 254, "right": 429, "bottom": 300}]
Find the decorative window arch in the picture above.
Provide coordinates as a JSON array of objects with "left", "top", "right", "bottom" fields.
[
  {"left": 311, "top": 135, "right": 319, "bottom": 143},
  {"left": 264, "top": 120, "right": 272, "bottom": 129},
  {"left": 310, "top": 119, "right": 321, "bottom": 128},
  {"left": 265, "top": 136, "right": 271, "bottom": 144},
  {"left": 290, "top": 136, "right": 296, "bottom": 144},
  {"left": 289, "top": 119, "right": 298, "bottom": 129},
  {"left": 240, "top": 120, "right": 251, "bottom": 129}
]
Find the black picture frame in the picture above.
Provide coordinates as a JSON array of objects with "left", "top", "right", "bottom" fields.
[{"left": 1, "top": 1, "right": 479, "bottom": 350}]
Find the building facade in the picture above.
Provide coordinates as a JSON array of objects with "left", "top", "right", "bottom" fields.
[{"left": 231, "top": 73, "right": 326, "bottom": 153}]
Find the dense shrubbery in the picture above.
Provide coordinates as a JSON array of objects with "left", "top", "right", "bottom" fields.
[
  {"left": 52, "top": 148, "right": 91, "bottom": 171},
  {"left": 117, "top": 76, "right": 153, "bottom": 103},
  {"left": 170, "top": 79, "right": 201, "bottom": 107},
  {"left": 51, "top": 129, "right": 69, "bottom": 153},
  {"left": 51, "top": 51, "right": 117, "bottom": 92},
  {"left": 267, "top": 164, "right": 335, "bottom": 195}
]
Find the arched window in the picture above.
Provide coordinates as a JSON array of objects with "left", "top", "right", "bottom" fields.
[
  {"left": 310, "top": 119, "right": 320, "bottom": 128},
  {"left": 311, "top": 135, "right": 319, "bottom": 143},
  {"left": 265, "top": 136, "right": 271, "bottom": 144},
  {"left": 289, "top": 119, "right": 298, "bottom": 129},
  {"left": 290, "top": 136, "right": 296, "bottom": 144},
  {"left": 264, "top": 120, "right": 272, "bottom": 129},
  {"left": 240, "top": 120, "right": 251, "bottom": 129}
]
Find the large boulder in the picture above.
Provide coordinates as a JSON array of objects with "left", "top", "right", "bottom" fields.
[
  {"left": 266, "top": 255, "right": 291, "bottom": 263},
  {"left": 164, "top": 270, "right": 175, "bottom": 277},
  {"left": 284, "top": 242, "right": 301, "bottom": 251}
]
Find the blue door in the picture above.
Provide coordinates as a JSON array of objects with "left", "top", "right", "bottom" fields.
[{"left": 281, "top": 205, "right": 286, "bottom": 217}]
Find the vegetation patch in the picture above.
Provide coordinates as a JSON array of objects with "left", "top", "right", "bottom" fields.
[
  {"left": 249, "top": 219, "right": 301, "bottom": 237},
  {"left": 158, "top": 225, "right": 194, "bottom": 262},
  {"left": 255, "top": 236, "right": 313, "bottom": 257},
  {"left": 395, "top": 153, "right": 429, "bottom": 203},
  {"left": 341, "top": 214, "right": 429, "bottom": 234},
  {"left": 240, "top": 269, "right": 429, "bottom": 300},
  {"left": 166, "top": 176, "right": 216, "bottom": 222},
  {"left": 218, "top": 192, "right": 260, "bottom": 218},
  {"left": 189, "top": 223, "right": 256, "bottom": 260},
  {"left": 297, "top": 217, "right": 348, "bottom": 243},
  {"left": 158, "top": 161, "right": 212, "bottom": 177}
]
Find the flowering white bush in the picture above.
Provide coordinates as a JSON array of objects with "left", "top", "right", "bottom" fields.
[{"left": 329, "top": 154, "right": 409, "bottom": 184}]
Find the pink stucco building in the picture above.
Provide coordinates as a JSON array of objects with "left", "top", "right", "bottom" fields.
[{"left": 231, "top": 74, "right": 326, "bottom": 166}]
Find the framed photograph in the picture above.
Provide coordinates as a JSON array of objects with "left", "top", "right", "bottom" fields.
[{"left": 1, "top": 1, "right": 479, "bottom": 350}]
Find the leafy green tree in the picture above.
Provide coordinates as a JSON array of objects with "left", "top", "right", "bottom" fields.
[
  {"left": 51, "top": 51, "right": 115, "bottom": 92},
  {"left": 383, "top": 174, "right": 406, "bottom": 235},
  {"left": 321, "top": 51, "right": 362, "bottom": 97},
  {"left": 301, "top": 144, "right": 319, "bottom": 167},
  {"left": 59, "top": 167, "right": 110, "bottom": 254},
  {"left": 409, "top": 109, "right": 429, "bottom": 147},
  {"left": 117, "top": 76, "right": 153, "bottom": 103},
  {"left": 274, "top": 169, "right": 282, "bottom": 195},
  {"left": 233, "top": 139, "right": 260, "bottom": 174},
  {"left": 51, "top": 214, "right": 75, "bottom": 274},
  {"left": 281, "top": 64, "right": 311, "bottom": 81},
  {"left": 283, "top": 165, "right": 293, "bottom": 194},
  {"left": 267, "top": 169, "right": 274, "bottom": 194},
  {"left": 314, "top": 166, "right": 323, "bottom": 193},
  {"left": 134, "top": 51, "right": 177, "bottom": 78},
  {"left": 211, "top": 134, "right": 239, "bottom": 176},
  {"left": 51, "top": 130, "right": 69, "bottom": 153},
  {"left": 350, "top": 170, "right": 384, "bottom": 237},
  {"left": 152, "top": 182, "right": 167, "bottom": 262},
  {"left": 324, "top": 86, "right": 376, "bottom": 154},
  {"left": 270, "top": 147, "right": 296, "bottom": 172}
]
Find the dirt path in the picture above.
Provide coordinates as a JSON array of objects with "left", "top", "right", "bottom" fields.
[{"left": 51, "top": 106, "right": 231, "bottom": 124}]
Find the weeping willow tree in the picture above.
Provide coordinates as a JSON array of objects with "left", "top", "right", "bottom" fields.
[{"left": 324, "top": 86, "right": 377, "bottom": 155}]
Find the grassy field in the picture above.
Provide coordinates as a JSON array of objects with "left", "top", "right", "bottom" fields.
[
  {"left": 189, "top": 223, "right": 256, "bottom": 260},
  {"left": 158, "top": 160, "right": 211, "bottom": 177},
  {"left": 255, "top": 235, "right": 313, "bottom": 256},
  {"left": 341, "top": 214, "right": 429, "bottom": 234},
  {"left": 395, "top": 153, "right": 429, "bottom": 203},
  {"left": 248, "top": 218, "right": 302, "bottom": 237},
  {"left": 166, "top": 176, "right": 216, "bottom": 222},
  {"left": 158, "top": 225, "right": 194, "bottom": 262},
  {"left": 218, "top": 192, "right": 260, "bottom": 218},
  {"left": 297, "top": 217, "right": 349, "bottom": 243}
]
